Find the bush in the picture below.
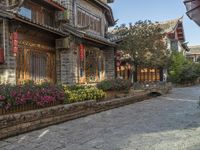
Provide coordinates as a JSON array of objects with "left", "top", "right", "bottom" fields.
[
  {"left": 63, "top": 85, "right": 106, "bottom": 103},
  {"left": 0, "top": 82, "right": 66, "bottom": 110},
  {"left": 168, "top": 52, "right": 200, "bottom": 84},
  {"left": 97, "top": 79, "right": 132, "bottom": 91},
  {"left": 178, "top": 63, "right": 198, "bottom": 83}
]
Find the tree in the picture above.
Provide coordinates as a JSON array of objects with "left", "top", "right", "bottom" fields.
[
  {"left": 115, "top": 20, "right": 170, "bottom": 68},
  {"left": 197, "top": 56, "right": 200, "bottom": 62},
  {"left": 168, "top": 52, "right": 200, "bottom": 84},
  {"left": 168, "top": 51, "right": 186, "bottom": 83}
]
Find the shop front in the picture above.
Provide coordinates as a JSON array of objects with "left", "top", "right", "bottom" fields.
[
  {"left": 15, "top": 27, "right": 56, "bottom": 83},
  {"left": 79, "top": 44, "right": 105, "bottom": 84}
]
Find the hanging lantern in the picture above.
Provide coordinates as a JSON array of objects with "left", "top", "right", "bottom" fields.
[
  {"left": 0, "top": 48, "right": 4, "bottom": 64},
  {"left": 12, "top": 32, "right": 18, "bottom": 54},
  {"left": 79, "top": 44, "right": 84, "bottom": 61}
]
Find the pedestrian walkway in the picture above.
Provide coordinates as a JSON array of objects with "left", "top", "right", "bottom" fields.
[{"left": 1, "top": 85, "right": 200, "bottom": 150}]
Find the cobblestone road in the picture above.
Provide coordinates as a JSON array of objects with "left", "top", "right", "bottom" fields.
[{"left": 1, "top": 85, "right": 200, "bottom": 150}]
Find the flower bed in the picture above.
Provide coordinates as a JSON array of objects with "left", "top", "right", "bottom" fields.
[
  {"left": 0, "top": 81, "right": 66, "bottom": 115},
  {"left": 0, "top": 82, "right": 106, "bottom": 115},
  {"left": 63, "top": 85, "right": 106, "bottom": 103}
]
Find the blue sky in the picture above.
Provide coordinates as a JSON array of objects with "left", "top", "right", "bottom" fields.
[{"left": 110, "top": 0, "right": 200, "bottom": 46}]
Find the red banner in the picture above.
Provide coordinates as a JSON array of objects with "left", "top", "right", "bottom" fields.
[
  {"left": 79, "top": 44, "right": 84, "bottom": 61},
  {"left": 0, "top": 48, "right": 4, "bottom": 64},
  {"left": 12, "top": 32, "right": 18, "bottom": 53}
]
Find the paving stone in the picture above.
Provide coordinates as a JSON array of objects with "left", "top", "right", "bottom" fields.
[{"left": 2, "top": 85, "right": 200, "bottom": 150}]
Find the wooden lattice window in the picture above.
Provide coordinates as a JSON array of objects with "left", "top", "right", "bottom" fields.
[
  {"left": 18, "top": 1, "right": 55, "bottom": 27},
  {"left": 16, "top": 48, "right": 55, "bottom": 83},
  {"left": 30, "top": 51, "right": 47, "bottom": 81},
  {"left": 137, "top": 68, "right": 161, "bottom": 82},
  {"left": 77, "top": 7, "right": 101, "bottom": 34}
]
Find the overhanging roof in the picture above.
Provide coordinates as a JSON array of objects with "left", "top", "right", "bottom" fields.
[
  {"left": 62, "top": 24, "right": 116, "bottom": 47},
  {"left": 91, "top": 0, "right": 115, "bottom": 26},
  {"left": 184, "top": 0, "right": 200, "bottom": 26},
  {"left": 159, "top": 17, "right": 185, "bottom": 42}
]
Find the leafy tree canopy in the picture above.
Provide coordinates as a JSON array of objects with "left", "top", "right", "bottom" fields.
[{"left": 115, "top": 20, "right": 170, "bottom": 68}]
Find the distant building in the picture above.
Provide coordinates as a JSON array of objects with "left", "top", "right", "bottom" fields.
[
  {"left": 186, "top": 45, "right": 200, "bottom": 62},
  {"left": 160, "top": 17, "right": 189, "bottom": 54}
]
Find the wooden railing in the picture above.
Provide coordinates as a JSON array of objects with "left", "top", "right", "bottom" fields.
[{"left": 0, "top": 101, "right": 63, "bottom": 115}]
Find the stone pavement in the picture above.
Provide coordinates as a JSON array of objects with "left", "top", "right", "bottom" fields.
[{"left": 1, "top": 85, "right": 200, "bottom": 150}]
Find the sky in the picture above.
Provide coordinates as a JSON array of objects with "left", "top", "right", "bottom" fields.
[{"left": 110, "top": 0, "right": 200, "bottom": 46}]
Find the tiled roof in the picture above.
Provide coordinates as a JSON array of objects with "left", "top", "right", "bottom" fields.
[
  {"left": 15, "top": 14, "right": 66, "bottom": 36},
  {"left": 43, "top": 0, "right": 66, "bottom": 11},
  {"left": 93, "top": 0, "right": 115, "bottom": 26},
  {"left": 62, "top": 24, "right": 116, "bottom": 46},
  {"left": 108, "top": 35, "right": 126, "bottom": 43},
  {"left": 187, "top": 45, "right": 200, "bottom": 54},
  {"left": 159, "top": 18, "right": 181, "bottom": 33},
  {"left": 85, "top": 31, "right": 116, "bottom": 46}
]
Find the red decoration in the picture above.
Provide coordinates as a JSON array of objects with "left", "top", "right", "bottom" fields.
[
  {"left": 12, "top": 32, "right": 18, "bottom": 54},
  {"left": 13, "top": 32, "right": 18, "bottom": 40},
  {"left": 116, "top": 52, "right": 121, "bottom": 56},
  {"left": 79, "top": 44, "right": 84, "bottom": 61},
  {"left": 0, "top": 48, "right": 4, "bottom": 64},
  {"left": 116, "top": 61, "right": 121, "bottom": 67}
]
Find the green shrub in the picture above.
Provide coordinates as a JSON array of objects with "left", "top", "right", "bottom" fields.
[
  {"left": 168, "top": 52, "right": 200, "bottom": 84},
  {"left": 97, "top": 79, "right": 132, "bottom": 91}
]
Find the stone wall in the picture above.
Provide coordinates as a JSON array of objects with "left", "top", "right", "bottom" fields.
[
  {"left": 57, "top": 39, "right": 79, "bottom": 85},
  {"left": 0, "top": 92, "right": 149, "bottom": 139},
  {"left": 104, "top": 48, "right": 115, "bottom": 79},
  {"left": 0, "top": 19, "right": 16, "bottom": 84}
]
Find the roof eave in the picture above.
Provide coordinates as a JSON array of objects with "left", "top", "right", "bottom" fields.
[{"left": 14, "top": 15, "right": 66, "bottom": 36}]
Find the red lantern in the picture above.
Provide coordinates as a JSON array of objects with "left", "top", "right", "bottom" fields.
[
  {"left": 12, "top": 32, "right": 18, "bottom": 54},
  {"left": 79, "top": 44, "right": 84, "bottom": 61},
  {"left": 0, "top": 48, "right": 4, "bottom": 64}
]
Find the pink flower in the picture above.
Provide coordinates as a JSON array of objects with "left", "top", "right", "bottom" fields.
[{"left": 0, "top": 95, "right": 5, "bottom": 101}]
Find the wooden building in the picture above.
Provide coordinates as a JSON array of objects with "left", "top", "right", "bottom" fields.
[
  {"left": 186, "top": 45, "right": 200, "bottom": 62},
  {"left": 0, "top": 0, "right": 116, "bottom": 84},
  {"left": 57, "top": 0, "right": 116, "bottom": 84}
]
